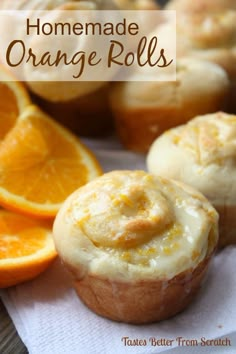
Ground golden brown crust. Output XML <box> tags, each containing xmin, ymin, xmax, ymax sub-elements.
<box><xmin>113</xmin><ymin>89</ymin><xmax>229</xmax><ymax>153</ymax></box>
<box><xmin>228</xmin><ymin>82</ymin><xmax>236</xmax><ymax>113</ymax></box>
<box><xmin>114</xmin><ymin>107</ymin><xmax>189</xmax><ymax>153</ymax></box>
<box><xmin>73</xmin><ymin>253</ymin><xmax>213</xmax><ymax>324</ymax></box>
<box><xmin>216</xmin><ymin>205</ymin><xmax>236</xmax><ymax>247</ymax></box>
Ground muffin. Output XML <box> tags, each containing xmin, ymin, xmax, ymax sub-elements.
<box><xmin>147</xmin><ymin>111</ymin><xmax>236</xmax><ymax>247</ymax></box>
<box><xmin>110</xmin><ymin>58</ymin><xmax>230</xmax><ymax>153</ymax></box>
<box><xmin>53</xmin><ymin>170</ymin><xmax>218</xmax><ymax>324</ymax></box>
<box><xmin>175</xmin><ymin>10</ymin><xmax>236</xmax><ymax>77</ymax></box>
<box><xmin>168</xmin><ymin>6</ymin><xmax>236</xmax><ymax>112</ymax></box>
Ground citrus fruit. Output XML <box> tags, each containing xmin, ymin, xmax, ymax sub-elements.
<box><xmin>0</xmin><ymin>210</ymin><xmax>57</xmax><ymax>288</ymax></box>
<box><xmin>0</xmin><ymin>66</ymin><xmax>31</xmax><ymax>140</ymax></box>
<box><xmin>0</xmin><ymin>105</ymin><xmax>102</xmax><ymax>218</ymax></box>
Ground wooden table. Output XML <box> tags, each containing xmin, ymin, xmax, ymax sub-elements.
<box><xmin>0</xmin><ymin>298</ymin><xmax>28</xmax><ymax>354</ymax></box>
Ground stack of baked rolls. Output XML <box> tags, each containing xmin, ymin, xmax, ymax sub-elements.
<box><xmin>53</xmin><ymin>170</ymin><xmax>218</xmax><ymax>324</ymax></box>
<box><xmin>109</xmin><ymin>7</ymin><xmax>234</xmax><ymax>152</ymax></box>
<box><xmin>147</xmin><ymin>111</ymin><xmax>236</xmax><ymax>248</ymax></box>
<box><xmin>108</xmin><ymin>0</ymin><xmax>236</xmax><ymax>153</ymax></box>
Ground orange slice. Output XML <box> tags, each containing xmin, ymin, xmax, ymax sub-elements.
<box><xmin>0</xmin><ymin>210</ymin><xmax>57</xmax><ymax>288</ymax></box>
<box><xmin>0</xmin><ymin>105</ymin><xmax>102</xmax><ymax>218</ymax></box>
<box><xmin>0</xmin><ymin>66</ymin><xmax>31</xmax><ymax>140</ymax></box>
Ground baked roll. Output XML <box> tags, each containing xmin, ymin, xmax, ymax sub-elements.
<box><xmin>110</xmin><ymin>58</ymin><xmax>230</xmax><ymax>152</ymax></box>
<box><xmin>147</xmin><ymin>111</ymin><xmax>236</xmax><ymax>247</ymax></box>
<box><xmin>53</xmin><ymin>170</ymin><xmax>218</xmax><ymax>324</ymax></box>
<box><xmin>166</xmin><ymin>5</ymin><xmax>236</xmax><ymax>112</ymax></box>
<box><xmin>175</xmin><ymin>11</ymin><xmax>236</xmax><ymax>77</ymax></box>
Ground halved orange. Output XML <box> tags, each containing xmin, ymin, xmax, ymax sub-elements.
<box><xmin>0</xmin><ymin>66</ymin><xmax>31</xmax><ymax>140</ymax></box>
<box><xmin>0</xmin><ymin>105</ymin><xmax>102</xmax><ymax>218</ymax></box>
<box><xmin>0</xmin><ymin>210</ymin><xmax>57</xmax><ymax>288</ymax></box>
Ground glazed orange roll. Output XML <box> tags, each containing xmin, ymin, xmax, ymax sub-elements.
<box><xmin>53</xmin><ymin>170</ymin><xmax>218</xmax><ymax>323</ymax></box>
<box><xmin>148</xmin><ymin>112</ymin><xmax>236</xmax><ymax>247</ymax></box>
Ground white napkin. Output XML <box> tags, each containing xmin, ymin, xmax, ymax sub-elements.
<box><xmin>1</xmin><ymin>247</ymin><xmax>236</xmax><ymax>354</ymax></box>
<box><xmin>1</xmin><ymin>143</ymin><xmax>236</xmax><ymax>354</ymax></box>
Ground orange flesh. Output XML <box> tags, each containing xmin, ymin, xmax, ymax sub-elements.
<box><xmin>0</xmin><ymin>82</ymin><xmax>19</xmax><ymax>139</ymax></box>
<box><xmin>0</xmin><ymin>114</ymin><xmax>89</xmax><ymax>204</ymax></box>
<box><xmin>0</xmin><ymin>213</ymin><xmax>48</xmax><ymax>259</ymax></box>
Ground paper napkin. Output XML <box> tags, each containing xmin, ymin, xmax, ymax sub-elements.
<box><xmin>1</xmin><ymin>143</ymin><xmax>236</xmax><ymax>354</ymax></box>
